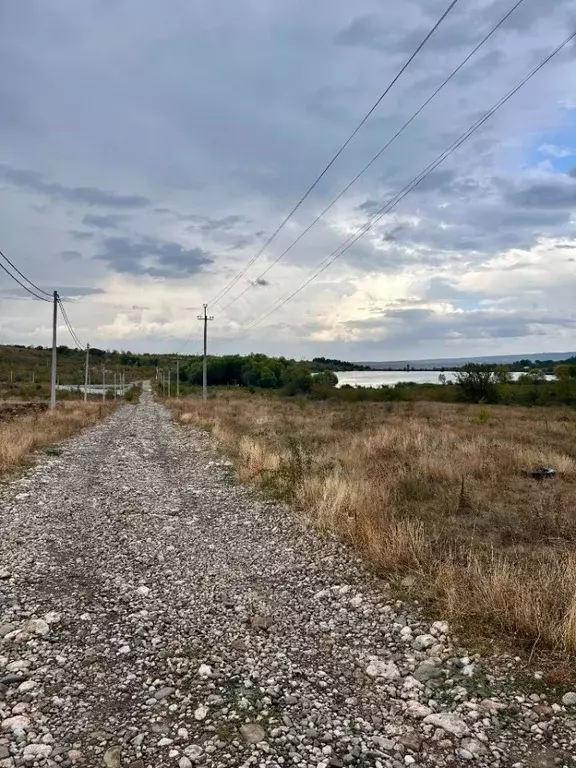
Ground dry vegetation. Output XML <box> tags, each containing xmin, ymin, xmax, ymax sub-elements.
<box><xmin>0</xmin><ymin>400</ymin><xmax>117</xmax><ymax>474</ymax></box>
<box><xmin>170</xmin><ymin>394</ymin><xmax>576</xmax><ymax>662</ymax></box>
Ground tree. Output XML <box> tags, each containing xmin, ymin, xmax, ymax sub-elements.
<box><xmin>455</xmin><ymin>365</ymin><xmax>499</xmax><ymax>403</ymax></box>
<box><xmin>438</xmin><ymin>373</ymin><xmax>447</xmax><ymax>386</ymax></box>
<box><xmin>313</xmin><ymin>370</ymin><xmax>338</xmax><ymax>387</ymax></box>
<box><xmin>555</xmin><ymin>364</ymin><xmax>571</xmax><ymax>380</ymax></box>
<box><xmin>494</xmin><ymin>364</ymin><xmax>511</xmax><ymax>384</ymax></box>
<box><xmin>281</xmin><ymin>365</ymin><xmax>313</xmax><ymax>395</ymax></box>
<box><xmin>258</xmin><ymin>366</ymin><xmax>278</xmax><ymax>389</ymax></box>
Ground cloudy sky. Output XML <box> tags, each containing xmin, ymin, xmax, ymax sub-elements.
<box><xmin>1</xmin><ymin>0</ymin><xmax>576</xmax><ymax>362</ymax></box>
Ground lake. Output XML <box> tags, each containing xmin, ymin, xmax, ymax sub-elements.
<box><xmin>335</xmin><ymin>371</ymin><xmax>457</xmax><ymax>387</ymax></box>
<box><xmin>334</xmin><ymin>370</ymin><xmax>553</xmax><ymax>387</ymax></box>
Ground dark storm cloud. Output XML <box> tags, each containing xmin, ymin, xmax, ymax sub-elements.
<box><xmin>0</xmin><ymin>164</ymin><xmax>150</xmax><ymax>208</ymax></box>
<box><xmin>83</xmin><ymin>213</ymin><xmax>126</xmax><ymax>230</ymax></box>
<box><xmin>59</xmin><ymin>286</ymin><xmax>105</xmax><ymax>297</ymax></box>
<box><xmin>407</xmin><ymin>169</ymin><xmax>455</xmax><ymax>194</ymax></box>
<box><xmin>344</xmin><ymin>306</ymin><xmax>576</xmax><ymax>342</ymax></box>
<box><xmin>251</xmin><ymin>277</ymin><xmax>270</xmax><ymax>287</ymax></box>
<box><xmin>505</xmin><ymin>178</ymin><xmax>576</xmax><ymax>208</ymax></box>
<box><xmin>94</xmin><ymin>236</ymin><xmax>213</xmax><ymax>278</ymax></box>
<box><xmin>69</xmin><ymin>231</ymin><xmax>94</xmax><ymax>241</ymax></box>
<box><xmin>186</xmin><ymin>214</ymin><xmax>250</xmax><ymax>235</ymax></box>
<box><xmin>356</xmin><ymin>199</ymin><xmax>380</xmax><ymax>214</ymax></box>
<box><xmin>335</xmin><ymin>4</ymin><xmax>477</xmax><ymax>54</ymax></box>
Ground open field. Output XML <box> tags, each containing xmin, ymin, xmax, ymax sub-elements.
<box><xmin>0</xmin><ymin>400</ymin><xmax>118</xmax><ymax>474</ymax></box>
<box><xmin>171</xmin><ymin>394</ymin><xmax>576</xmax><ymax>665</ymax></box>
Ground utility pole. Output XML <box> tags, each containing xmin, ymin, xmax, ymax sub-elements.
<box><xmin>113</xmin><ymin>371</ymin><xmax>117</xmax><ymax>399</ymax></box>
<box><xmin>102</xmin><ymin>365</ymin><xmax>106</xmax><ymax>402</ymax></box>
<box><xmin>176</xmin><ymin>359</ymin><xmax>180</xmax><ymax>398</ymax></box>
<box><xmin>50</xmin><ymin>290</ymin><xmax>58</xmax><ymax>410</ymax></box>
<box><xmin>84</xmin><ymin>344</ymin><xmax>90</xmax><ymax>402</ymax></box>
<box><xmin>198</xmin><ymin>304</ymin><xmax>214</xmax><ymax>400</ymax></box>
<box><xmin>167</xmin><ymin>368</ymin><xmax>171</xmax><ymax>398</ymax></box>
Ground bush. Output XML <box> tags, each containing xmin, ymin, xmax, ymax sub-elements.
<box><xmin>456</xmin><ymin>365</ymin><xmax>500</xmax><ymax>403</ymax></box>
<box><xmin>313</xmin><ymin>369</ymin><xmax>338</xmax><ymax>387</ymax></box>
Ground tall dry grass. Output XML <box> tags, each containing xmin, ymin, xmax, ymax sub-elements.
<box><xmin>0</xmin><ymin>401</ymin><xmax>116</xmax><ymax>473</ymax></box>
<box><xmin>170</xmin><ymin>395</ymin><xmax>576</xmax><ymax>658</ymax></box>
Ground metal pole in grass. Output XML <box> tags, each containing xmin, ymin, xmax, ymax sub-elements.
<box><xmin>198</xmin><ymin>304</ymin><xmax>214</xmax><ymax>400</ymax></box>
<box><xmin>84</xmin><ymin>343</ymin><xmax>90</xmax><ymax>402</ymax></box>
<box><xmin>50</xmin><ymin>290</ymin><xmax>58</xmax><ymax>410</ymax></box>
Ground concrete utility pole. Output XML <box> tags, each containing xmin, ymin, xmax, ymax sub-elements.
<box><xmin>176</xmin><ymin>359</ymin><xmax>180</xmax><ymax>398</ymax></box>
<box><xmin>198</xmin><ymin>304</ymin><xmax>214</xmax><ymax>400</ymax></box>
<box><xmin>50</xmin><ymin>290</ymin><xmax>58</xmax><ymax>410</ymax></box>
<box><xmin>84</xmin><ymin>344</ymin><xmax>90</xmax><ymax>402</ymax></box>
<box><xmin>102</xmin><ymin>365</ymin><xmax>106</xmax><ymax>402</ymax></box>
<box><xmin>113</xmin><ymin>372</ymin><xmax>117</xmax><ymax>399</ymax></box>
<box><xmin>167</xmin><ymin>368</ymin><xmax>171</xmax><ymax>398</ymax></box>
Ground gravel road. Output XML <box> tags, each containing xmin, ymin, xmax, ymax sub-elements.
<box><xmin>1</xmin><ymin>385</ymin><xmax>576</xmax><ymax>768</ymax></box>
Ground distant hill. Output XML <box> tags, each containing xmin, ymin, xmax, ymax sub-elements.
<box><xmin>360</xmin><ymin>352</ymin><xmax>576</xmax><ymax>370</ymax></box>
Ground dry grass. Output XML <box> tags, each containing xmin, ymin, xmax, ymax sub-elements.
<box><xmin>170</xmin><ymin>395</ymin><xmax>576</xmax><ymax>661</ymax></box>
<box><xmin>0</xmin><ymin>400</ymin><xmax>117</xmax><ymax>473</ymax></box>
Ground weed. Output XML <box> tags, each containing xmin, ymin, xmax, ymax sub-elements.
<box><xmin>43</xmin><ymin>445</ymin><xmax>63</xmax><ymax>457</ymax></box>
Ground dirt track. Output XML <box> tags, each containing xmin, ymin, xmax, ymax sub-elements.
<box><xmin>1</xmin><ymin>384</ymin><xmax>575</xmax><ymax>768</ymax></box>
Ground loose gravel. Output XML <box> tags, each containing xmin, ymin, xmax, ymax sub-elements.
<box><xmin>1</xmin><ymin>384</ymin><xmax>576</xmax><ymax>768</ymax></box>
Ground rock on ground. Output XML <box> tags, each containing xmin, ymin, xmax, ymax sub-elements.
<box><xmin>1</xmin><ymin>384</ymin><xmax>575</xmax><ymax>767</ymax></box>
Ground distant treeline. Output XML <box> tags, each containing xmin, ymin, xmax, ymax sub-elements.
<box><xmin>0</xmin><ymin>346</ymin><xmax>367</xmax><ymax>395</ymax></box>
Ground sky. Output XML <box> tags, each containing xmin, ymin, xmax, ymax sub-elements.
<box><xmin>1</xmin><ymin>0</ymin><xmax>576</xmax><ymax>362</ymax></box>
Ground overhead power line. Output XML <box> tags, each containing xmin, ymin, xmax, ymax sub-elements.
<box><xmin>208</xmin><ymin>0</ymin><xmax>462</xmax><ymax>307</ymax></box>
<box><xmin>0</xmin><ymin>248</ymin><xmax>52</xmax><ymax>298</ymax></box>
<box><xmin>0</xmin><ymin>257</ymin><xmax>51</xmax><ymax>302</ymax></box>
<box><xmin>57</xmin><ymin>297</ymin><xmax>85</xmax><ymax>348</ymax></box>
<box><xmin>223</xmin><ymin>0</ymin><xmax>526</xmax><ymax>311</ymax></box>
<box><xmin>244</xmin><ymin>28</ymin><xmax>576</xmax><ymax>330</ymax></box>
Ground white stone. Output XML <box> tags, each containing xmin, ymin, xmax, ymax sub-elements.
<box><xmin>198</xmin><ymin>664</ymin><xmax>212</xmax><ymax>678</ymax></box>
<box><xmin>399</xmin><ymin>626</ymin><xmax>413</xmax><ymax>638</ymax></box>
<box><xmin>461</xmin><ymin>738</ymin><xmax>486</xmax><ymax>757</ymax></box>
<box><xmin>183</xmin><ymin>745</ymin><xmax>204</xmax><ymax>761</ymax></box>
<box><xmin>17</xmin><ymin>680</ymin><xmax>36</xmax><ymax>692</ymax></box>
<box><xmin>179</xmin><ymin>758</ymin><xmax>193</xmax><ymax>768</ymax></box>
<box><xmin>103</xmin><ymin>746</ymin><xmax>122</xmax><ymax>768</ymax></box>
<box><xmin>431</xmin><ymin>620</ymin><xmax>449</xmax><ymax>635</ymax></box>
<box><xmin>6</xmin><ymin>660</ymin><xmax>30</xmax><ymax>672</ymax></box>
<box><xmin>24</xmin><ymin>618</ymin><xmax>50</xmax><ymax>636</ymax></box>
<box><xmin>178</xmin><ymin>728</ymin><xmax>189</xmax><ymax>739</ymax></box>
<box><xmin>240</xmin><ymin>723</ymin><xmax>266</xmax><ymax>744</ymax></box>
<box><xmin>23</xmin><ymin>744</ymin><xmax>52</xmax><ymax>759</ymax></box>
<box><xmin>349</xmin><ymin>595</ymin><xmax>363</xmax><ymax>608</ymax></box>
<box><xmin>423</xmin><ymin>713</ymin><xmax>469</xmax><ymax>738</ymax></box>
<box><xmin>461</xmin><ymin>664</ymin><xmax>476</xmax><ymax>678</ymax></box>
<box><xmin>136</xmin><ymin>586</ymin><xmax>150</xmax><ymax>597</ymax></box>
<box><xmin>1</xmin><ymin>715</ymin><xmax>30</xmax><ymax>731</ymax></box>
<box><xmin>562</xmin><ymin>691</ymin><xmax>576</xmax><ymax>706</ymax></box>
<box><xmin>366</xmin><ymin>659</ymin><xmax>401</xmax><ymax>680</ymax></box>
<box><xmin>194</xmin><ymin>704</ymin><xmax>208</xmax><ymax>721</ymax></box>
<box><xmin>44</xmin><ymin>611</ymin><xmax>61</xmax><ymax>624</ymax></box>
<box><xmin>404</xmin><ymin>757</ymin><xmax>416</xmax><ymax>766</ymax></box>
<box><xmin>406</xmin><ymin>701</ymin><xmax>433</xmax><ymax>719</ymax></box>
<box><xmin>457</xmin><ymin>749</ymin><xmax>474</xmax><ymax>761</ymax></box>
<box><xmin>118</xmin><ymin>645</ymin><xmax>130</xmax><ymax>654</ymax></box>
<box><xmin>157</xmin><ymin>737</ymin><xmax>173</xmax><ymax>747</ymax></box>
<box><xmin>413</xmin><ymin>634</ymin><xmax>436</xmax><ymax>651</ymax></box>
